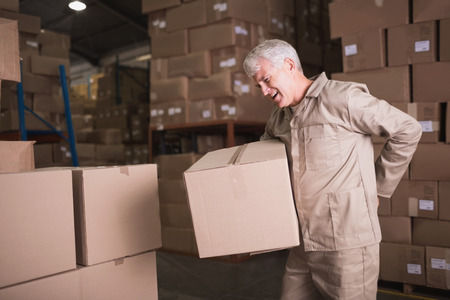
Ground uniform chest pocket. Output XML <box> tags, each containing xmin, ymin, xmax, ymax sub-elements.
<box><xmin>303</xmin><ymin>125</ymin><xmax>342</xmax><ymax>170</ymax></box>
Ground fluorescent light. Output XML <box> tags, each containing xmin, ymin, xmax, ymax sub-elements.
<box><xmin>68</xmin><ymin>1</ymin><xmax>86</xmax><ymax>11</ymax></box>
<box><xmin>135</xmin><ymin>54</ymin><xmax>152</xmax><ymax>62</ymax></box>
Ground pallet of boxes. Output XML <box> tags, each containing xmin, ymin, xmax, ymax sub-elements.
<box><xmin>77</xmin><ymin>64</ymin><xmax>150</xmax><ymax>166</ymax></box>
<box><xmin>330</xmin><ymin>0</ymin><xmax>450</xmax><ymax>291</ymax></box>
<box><xmin>143</xmin><ymin>0</ymin><xmax>297</xmax><ymax>256</ymax></box>
<box><xmin>0</xmin><ymin>3</ymin><xmax>76</xmax><ymax>167</ymax></box>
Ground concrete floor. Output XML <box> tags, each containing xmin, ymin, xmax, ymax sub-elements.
<box><xmin>157</xmin><ymin>250</ymin><xmax>450</xmax><ymax>300</ymax></box>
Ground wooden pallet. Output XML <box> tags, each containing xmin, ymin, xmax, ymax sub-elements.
<box><xmin>378</xmin><ymin>280</ymin><xmax>450</xmax><ymax>299</ymax></box>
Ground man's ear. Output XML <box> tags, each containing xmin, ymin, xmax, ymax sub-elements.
<box><xmin>284</xmin><ymin>58</ymin><xmax>295</xmax><ymax>72</ymax></box>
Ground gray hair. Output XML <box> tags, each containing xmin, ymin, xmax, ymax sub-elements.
<box><xmin>243</xmin><ymin>39</ymin><xmax>302</xmax><ymax>77</ymax></box>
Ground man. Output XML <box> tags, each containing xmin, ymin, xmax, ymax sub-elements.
<box><xmin>243</xmin><ymin>39</ymin><xmax>422</xmax><ymax>299</ymax></box>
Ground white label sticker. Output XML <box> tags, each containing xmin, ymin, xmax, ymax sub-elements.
<box><xmin>415</xmin><ymin>40</ymin><xmax>430</xmax><ymax>52</ymax></box>
<box><xmin>407</xmin><ymin>264</ymin><xmax>422</xmax><ymax>275</ymax></box>
<box><xmin>221</xmin><ymin>104</ymin><xmax>230</xmax><ymax>111</ymax></box>
<box><xmin>202</xmin><ymin>110</ymin><xmax>211</xmax><ymax>118</ymax></box>
<box><xmin>447</xmin><ymin>263</ymin><xmax>450</xmax><ymax>270</ymax></box>
<box><xmin>219</xmin><ymin>57</ymin><xmax>237</xmax><ymax>68</ymax></box>
<box><xmin>344</xmin><ymin>44</ymin><xmax>358</xmax><ymax>56</ymax></box>
<box><xmin>26</xmin><ymin>40</ymin><xmax>39</xmax><ymax>48</ymax></box>
<box><xmin>150</xmin><ymin>92</ymin><xmax>157</xmax><ymax>100</ymax></box>
<box><xmin>278</xmin><ymin>22</ymin><xmax>284</xmax><ymax>30</ymax></box>
<box><xmin>228</xmin><ymin>106</ymin><xmax>236</xmax><ymax>115</ymax></box>
<box><xmin>241</xmin><ymin>84</ymin><xmax>250</xmax><ymax>93</ymax></box>
<box><xmin>271</xmin><ymin>18</ymin><xmax>278</xmax><ymax>24</ymax></box>
<box><xmin>419</xmin><ymin>199</ymin><xmax>434</xmax><ymax>211</ymax></box>
<box><xmin>235</xmin><ymin>26</ymin><xmax>248</xmax><ymax>36</ymax></box>
<box><xmin>213</xmin><ymin>2</ymin><xmax>227</xmax><ymax>12</ymax></box>
<box><xmin>174</xmin><ymin>107</ymin><xmax>182</xmax><ymax>114</ymax></box>
<box><xmin>158</xmin><ymin>109</ymin><xmax>164</xmax><ymax>116</ymax></box>
<box><xmin>159</xmin><ymin>20</ymin><xmax>167</xmax><ymax>28</ymax></box>
<box><xmin>419</xmin><ymin>120</ymin><xmax>433</xmax><ymax>132</ymax></box>
<box><xmin>151</xmin><ymin>109</ymin><xmax>157</xmax><ymax>117</ymax></box>
<box><xmin>431</xmin><ymin>258</ymin><xmax>446</xmax><ymax>269</ymax></box>
<box><xmin>152</xmin><ymin>20</ymin><xmax>160</xmax><ymax>27</ymax></box>
<box><xmin>168</xmin><ymin>108</ymin><xmax>175</xmax><ymax>115</ymax></box>
<box><xmin>234</xmin><ymin>80</ymin><xmax>242</xmax><ymax>86</ymax></box>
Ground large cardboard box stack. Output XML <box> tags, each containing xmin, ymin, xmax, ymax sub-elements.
<box><xmin>144</xmin><ymin>0</ymin><xmax>290</xmax><ymax>128</ymax></box>
<box><xmin>330</xmin><ymin>0</ymin><xmax>450</xmax><ymax>290</ymax></box>
<box><xmin>155</xmin><ymin>152</ymin><xmax>202</xmax><ymax>255</ymax></box>
<box><xmin>0</xmin><ymin>159</ymin><xmax>160</xmax><ymax>298</ymax></box>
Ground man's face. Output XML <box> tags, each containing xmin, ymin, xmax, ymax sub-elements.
<box><xmin>252</xmin><ymin>57</ymin><xmax>295</xmax><ymax>108</ymax></box>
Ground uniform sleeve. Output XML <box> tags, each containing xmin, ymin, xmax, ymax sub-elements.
<box><xmin>347</xmin><ymin>86</ymin><xmax>422</xmax><ymax>198</ymax></box>
<box><xmin>260</xmin><ymin>123</ymin><xmax>273</xmax><ymax>141</ymax></box>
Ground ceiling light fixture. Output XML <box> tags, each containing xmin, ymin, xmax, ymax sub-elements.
<box><xmin>68</xmin><ymin>1</ymin><xmax>86</xmax><ymax>11</ymax></box>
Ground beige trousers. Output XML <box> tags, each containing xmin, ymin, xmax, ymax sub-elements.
<box><xmin>280</xmin><ymin>243</ymin><xmax>379</xmax><ymax>300</ymax></box>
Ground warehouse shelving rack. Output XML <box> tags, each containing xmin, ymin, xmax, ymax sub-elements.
<box><xmin>9</xmin><ymin>63</ymin><xmax>79</xmax><ymax>166</ymax></box>
<box><xmin>148</xmin><ymin>120</ymin><xmax>266</xmax><ymax>162</ymax></box>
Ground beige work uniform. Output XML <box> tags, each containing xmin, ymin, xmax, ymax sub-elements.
<box><xmin>261</xmin><ymin>73</ymin><xmax>422</xmax><ymax>299</ymax></box>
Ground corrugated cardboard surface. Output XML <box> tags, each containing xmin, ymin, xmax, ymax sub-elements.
<box><xmin>151</xmin><ymin>30</ymin><xmax>188</xmax><ymax>58</ymax></box>
<box><xmin>0</xmin><ymin>10</ymin><xmax>40</xmax><ymax>34</ymax></box>
<box><xmin>388</xmin><ymin>21</ymin><xmax>436</xmax><ymax>66</ymax></box>
<box><xmin>149</xmin><ymin>100</ymin><xmax>187</xmax><ymax>125</ymax></box>
<box><xmin>379</xmin><ymin>216</ymin><xmax>412</xmax><ymax>244</ymax></box>
<box><xmin>329</xmin><ymin>0</ymin><xmax>409</xmax><ymax>38</ymax></box>
<box><xmin>413</xmin><ymin>62</ymin><xmax>450</xmax><ymax>102</ymax></box>
<box><xmin>166</xmin><ymin>0</ymin><xmax>207</xmax><ymax>32</ymax></box>
<box><xmin>425</xmin><ymin>246</ymin><xmax>450</xmax><ymax>289</ymax></box>
<box><xmin>391</xmin><ymin>180</ymin><xmax>438</xmax><ymax>219</ymax></box>
<box><xmin>341</xmin><ymin>28</ymin><xmax>385</xmax><ymax>72</ymax></box>
<box><xmin>151</xmin><ymin>76</ymin><xmax>188</xmax><ymax>102</ymax></box>
<box><xmin>410</xmin><ymin>143</ymin><xmax>450</xmax><ymax>180</ymax></box>
<box><xmin>30</xmin><ymin>55</ymin><xmax>70</xmax><ymax>77</ymax></box>
<box><xmin>0</xmin><ymin>169</ymin><xmax>76</xmax><ymax>288</ymax></box>
<box><xmin>439</xmin><ymin>181</ymin><xmax>450</xmax><ymax>221</ymax></box>
<box><xmin>184</xmin><ymin>140</ymin><xmax>299</xmax><ymax>258</ymax></box>
<box><xmin>0</xmin><ymin>141</ymin><xmax>35</xmax><ymax>172</ymax></box>
<box><xmin>188</xmin><ymin>98</ymin><xmax>215</xmax><ymax>123</ymax></box>
<box><xmin>147</xmin><ymin>10</ymin><xmax>167</xmax><ymax>36</ymax></box>
<box><xmin>213</xmin><ymin>95</ymin><xmax>274</xmax><ymax>122</ymax></box>
<box><xmin>380</xmin><ymin>242</ymin><xmax>426</xmax><ymax>285</ymax></box>
<box><xmin>0</xmin><ymin>18</ymin><xmax>20</xmax><ymax>82</ymax></box>
<box><xmin>72</xmin><ymin>165</ymin><xmax>161</xmax><ymax>266</ymax></box>
<box><xmin>162</xmin><ymin>226</ymin><xmax>198</xmax><ymax>254</ymax></box>
<box><xmin>142</xmin><ymin>0</ymin><xmax>181</xmax><ymax>13</ymax></box>
<box><xmin>441</xmin><ymin>18</ymin><xmax>450</xmax><ymax>61</ymax></box>
<box><xmin>189</xmin><ymin>19</ymin><xmax>251</xmax><ymax>52</ymax></box>
<box><xmin>158</xmin><ymin>178</ymin><xmax>189</xmax><ymax>204</ymax></box>
<box><xmin>205</xmin><ymin>0</ymin><xmax>267</xmax><ymax>25</ymax></box>
<box><xmin>189</xmin><ymin>71</ymin><xmax>233</xmax><ymax>100</ymax></box>
<box><xmin>0</xmin><ymin>252</ymin><xmax>158</xmax><ymax>300</ymax></box>
<box><xmin>155</xmin><ymin>152</ymin><xmax>202</xmax><ymax>180</ymax></box>
<box><xmin>413</xmin><ymin>218</ymin><xmax>450</xmax><ymax>248</ymax></box>
<box><xmin>21</xmin><ymin>71</ymin><xmax>57</xmax><ymax>93</ymax></box>
<box><xmin>168</xmin><ymin>51</ymin><xmax>211</xmax><ymax>78</ymax></box>
<box><xmin>331</xmin><ymin>66</ymin><xmax>410</xmax><ymax>102</ymax></box>
<box><xmin>151</xmin><ymin>58</ymin><xmax>168</xmax><ymax>80</ymax></box>
<box><xmin>413</xmin><ymin>0</ymin><xmax>450</xmax><ymax>22</ymax></box>
<box><xmin>211</xmin><ymin>46</ymin><xmax>248</xmax><ymax>74</ymax></box>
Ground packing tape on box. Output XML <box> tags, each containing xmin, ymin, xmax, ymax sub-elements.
<box><xmin>408</xmin><ymin>197</ymin><xmax>419</xmax><ymax>216</ymax></box>
<box><xmin>419</xmin><ymin>121</ymin><xmax>439</xmax><ymax>133</ymax></box>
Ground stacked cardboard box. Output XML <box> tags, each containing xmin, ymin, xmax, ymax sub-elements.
<box><xmin>0</xmin><ymin>144</ymin><xmax>161</xmax><ymax>298</ymax></box>
<box><xmin>70</xmin><ymin>64</ymin><xmax>150</xmax><ymax>166</ymax></box>
<box><xmin>330</xmin><ymin>0</ymin><xmax>450</xmax><ymax>290</ymax></box>
<box><xmin>156</xmin><ymin>152</ymin><xmax>201</xmax><ymax>255</ymax></box>
<box><xmin>144</xmin><ymin>0</ymin><xmax>293</xmax><ymax>128</ymax></box>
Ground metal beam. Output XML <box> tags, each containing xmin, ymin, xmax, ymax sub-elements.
<box><xmin>91</xmin><ymin>0</ymin><xmax>147</xmax><ymax>34</ymax></box>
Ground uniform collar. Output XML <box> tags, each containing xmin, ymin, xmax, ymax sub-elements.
<box><xmin>305</xmin><ymin>72</ymin><xmax>328</xmax><ymax>98</ymax></box>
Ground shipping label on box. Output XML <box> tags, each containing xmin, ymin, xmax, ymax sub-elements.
<box><xmin>426</xmin><ymin>246</ymin><xmax>450</xmax><ymax>289</ymax></box>
<box><xmin>184</xmin><ymin>139</ymin><xmax>299</xmax><ymax>258</ymax></box>
<box><xmin>205</xmin><ymin>0</ymin><xmax>267</xmax><ymax>25</ymax></box>
<box><xmin>391</xmin><ymin>180</ymin><xmax>438</xmax><ymax>219</ymax></box>
<box><xmin>147</xmin><ymin>10</ymin><xmax>167</xmax><ymax>36</ymax></box>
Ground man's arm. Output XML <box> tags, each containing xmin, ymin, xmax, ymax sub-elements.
<box><xmin>347</xmin><ymin>86</ymin><xmax>422</xmax><ymax>198</ymax></box>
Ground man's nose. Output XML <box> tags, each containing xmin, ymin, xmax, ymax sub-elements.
<box><xmin>261</xmin><ymin>85</ymin><xmax>270</xmax><ymax>96</ymax></box>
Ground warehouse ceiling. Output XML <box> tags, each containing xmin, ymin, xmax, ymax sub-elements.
<box><xmin>20</xmin><ymin>0</ymin><xmax>149</xmax><ymax>66</ymax></box>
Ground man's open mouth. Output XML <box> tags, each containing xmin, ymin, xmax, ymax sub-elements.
<box><xmin>272</xmin><ymin>91</ymin><xmax>278</xmax><ymax>99</ymax></box>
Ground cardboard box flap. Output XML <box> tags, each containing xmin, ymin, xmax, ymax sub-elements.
<box><xmin>237</xmin><ymin>140</ymin><xmax>287</xmax><ymax>165</ymax></box>
<box><xmin>185</xmin><ymin>146</ymin><xmax>238</xmax><ymax>172</ymax></box>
